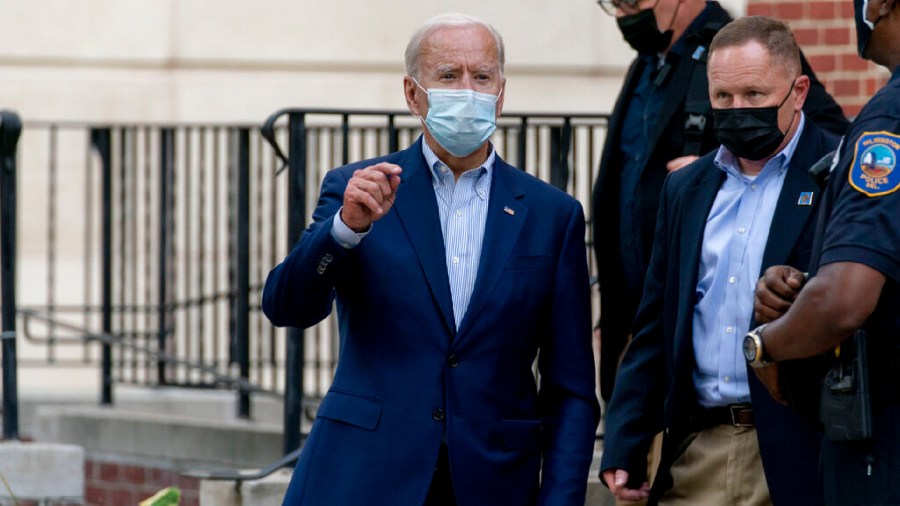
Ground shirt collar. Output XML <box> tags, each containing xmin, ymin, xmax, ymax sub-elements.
<box><xmin>714</xmin><ymin>112</ymin><xmax>806</xmax><ymax>181</ymax></box>
<box><xmin>421</xmin><ymin>138</ymin><xmax>495</xmax><ymax>198</ymax></box>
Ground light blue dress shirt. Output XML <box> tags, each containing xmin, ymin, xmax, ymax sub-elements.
<box><xmin>692</xmin><ymin>114</ymin><xmax>806</xmax><ymax>408</ymax></box>
<box><xmin>332</xmin><ymin>139</ymin><xmax>495</xmax><ymax>330</ymax></box>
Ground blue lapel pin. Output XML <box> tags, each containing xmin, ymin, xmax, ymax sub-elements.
<box><xmin>798</xmin><ymin>192</ymin><xmax>814</xmax><ymax>206</ymax></box>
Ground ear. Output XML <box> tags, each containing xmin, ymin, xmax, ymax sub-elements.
<box><xmin>879</xmin><ymin>0</ymin><xmax>896</xmax><ymax>16</ymax></box>
<box><xmin>404</xmin><ymin>76</ymin><xmax>425</xmax><ymax>117</ymax></box>
<box><xmin>495</xmin><ymin>77</ymin><xmax>507</xmax><ymax>118</ymax></box>
<box><xmin>792</xmin><ymin>75</ymin><xmax>810</xmax><ymax>112</ymax></box>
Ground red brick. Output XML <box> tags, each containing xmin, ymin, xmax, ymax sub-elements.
<box><xmin>840</xmin><ymin>1</ymin><xmax>857</xmax><ymax>17</ymax></box>
<box><xmin>98</xmin><ymin>463</ymin><xmax>118</xmax><ymax>482</ymax></box>
<box><xmin>85</xmin><ymin>485</ymin><xmax>108</xmax><ymax>505</ymax></box>
<box><xmin>177</xmin><ymin>475</ymin><xmax>200</xmax><ymax>490</ymax></box>
<box><xmin>808</xmin><ymin>54</ymin><xmax>837</xmax><ymax>73</ymax></box>
<box><xmin>747</xmin><ymin>3</ymin><xmax>774</xmax><ymax>16</ymax></box>
<box><xmin>84</xmin><ymin>460</ymin><xmax>96</xmax><ymax>480</ymax></box>
<box><xmin>824</xmin><ymin>27</ymin><xmax>851</xmax><ymax>45</ymax></box>
<box><xmin>808</xmin><ymin>1</ymin><xmax>837</xmax><ymax>19</ymax></box>
<box><xmin>112</xmin><ymin>490</ymin><xmax>136</xmax><ymax>506</ymax></box>
<box><xmin>867</xmin><ymin>76</ymin><xmax>889</xmax><ymax>94</ymax></box>
<box><xmin>834</xmin><ymin>78</ymin><xmax>861</xmax><ymax>96</ymax></box>
<box><xmin>840</xmin><ymin>53</ymin><xmax>870</xmax><ymax>71</ymax></box>
<box><xmin>150</xmin><ymin>467</ymin><xmax>171</xmax><ymax>484</ymax></box>
<box><xmin>122</xmin><ymin>464</ymin><xmax>146</xmax><ymax>485</ymax></box>
<box><xmin>776</xmin><ymin>1</ymin><xmax>804</xmax><ymax>19</ymax></box>
<box><xmin>793</xmin><ymin>27</ymin><xmax>819</xmax><ymax>46</ymax></box>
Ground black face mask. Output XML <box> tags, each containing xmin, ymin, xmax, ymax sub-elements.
<box><xmin>617</xmin><ymin>9</ymin><xmax>673</xmax><ymax>55</ymax></box>
<box><xmin>854</xmin><ymin>0</ymin><xmax>883</xmax><ymax>58</ymax></box>
<box><xmin>713</xmin><ymin>82</ymin><xmax>795</xmax><ymax>161</ymax></box>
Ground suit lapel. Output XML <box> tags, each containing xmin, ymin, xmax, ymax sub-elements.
<box><xmin>456</xmin><ymin>159</ymin><xmax>526</xmax><ymax>338</ymax></box>
<box><xmin>392</xmin><ymin>140</ymin><xmax>456</xmax><ymax>335</ymax></box>
<box><xmin>673</xmin><ymin>167</ymin><xmax>724</xmax><ymax>367</ymax></box>
<box><xmin>759</xmin><ymin>124</ymin><xmax>823</xmax><ymax>273</ymax></box>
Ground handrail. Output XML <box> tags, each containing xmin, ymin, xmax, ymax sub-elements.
<box><xmin>181</xmin><ymin>445</ymin><xmax>303</xmax><ymax>482</ymax></box>
<box><xmin>18</xmin><ymin>308</ymin><xmax>282</xmax><ymax>398</ymax></box>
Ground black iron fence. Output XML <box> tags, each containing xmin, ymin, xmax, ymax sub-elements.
<box><xmin>4</xmin><ymin>109</ymin><xmax>609</xmax><ymax>452</ymax></box>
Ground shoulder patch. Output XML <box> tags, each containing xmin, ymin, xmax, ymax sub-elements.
<box><xmin>849</xmin><ymin>131</ymin><xmax>900</xmax><ymax>197</ymax></box>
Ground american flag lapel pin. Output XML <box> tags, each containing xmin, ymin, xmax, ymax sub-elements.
<box><xmin>797</xmin><ymin>192</ymin><xmax>814</xmax><ymax>206</ymax></box>
<box><xmin>503</xmin><ymin>206</ymin><xmax>515</xmax><ymax>216</ymax></box>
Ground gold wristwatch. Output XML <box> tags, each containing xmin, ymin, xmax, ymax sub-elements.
<box><xmin>743</xmin><ymin>324</ymin><xmax>772</xmax><ymax>368</ymax></box>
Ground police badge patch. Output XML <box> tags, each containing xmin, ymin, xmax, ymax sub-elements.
<box><xmin>849</xmin><ymin>131</ymin><xmax>900</xmax><ymax>197</ymax></box>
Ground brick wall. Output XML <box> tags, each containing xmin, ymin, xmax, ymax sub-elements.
<box><xmin>84</xmin><ymin>457</ymin><xmax>199</xmax><ymax>506</ymax></box>
<box><xmin>748</xmin><ymin>0</ymin><xmax>890</xmax><ymax>117</ymax></box>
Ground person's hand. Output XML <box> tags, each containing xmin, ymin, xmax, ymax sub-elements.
<box><xmin>341</xmin><ymin>162</ymin><xmax>402</xmax><ymax>232</ymax></box>
<box><xmin>666</xmin><ymin>155</ymin><xmax>699</xmax><ymax>172</ymax></box>
<box><xmin>602</xmin><ymin>469</ymin><xmax>650</xmax><ymax>502</ymax></box>
<box><xmin>752</xmin><ymin>362</ymin><xmax>788</xmax><ymax>405</ymax></box>
<box><xmin>754</xmin><ymin>265</ymin><xmax>806</xmax><ymax>324</ymax></box>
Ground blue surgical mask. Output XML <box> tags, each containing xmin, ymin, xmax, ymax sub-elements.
<box><xmin>414</xmin><ymin>79</ymin><xmax>500</xmax><ymax>157</ymax></box>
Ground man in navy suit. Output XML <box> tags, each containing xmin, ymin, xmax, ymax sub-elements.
<box><xmin>600</xmin><ymin>17</ymin><xmax>837</xmax><ymax>505</ymax></box>
<box><xmin>262</xmin><ymin>13</ymin><xmax>600</xmax><ymax>506</ymax></box>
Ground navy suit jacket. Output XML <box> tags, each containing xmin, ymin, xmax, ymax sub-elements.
<box><xmin>263</xmin><ymin>138</ymin><xmax>600</xmax><ymax>506</ymax></box>
<box><xmin>600</xmin><ymin>122</ymin><xmax>837</xmax><ymax>505</ymax></box>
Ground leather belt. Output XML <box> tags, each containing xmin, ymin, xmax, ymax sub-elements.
<box><xmin>697</xmin><ymin>403</ymin><xmax>755</xmax><ymax>428</ymax></box>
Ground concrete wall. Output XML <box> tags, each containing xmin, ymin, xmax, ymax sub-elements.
<box><xmin>0</xmin><ymin>1</ymin><xmax>749</xmax><ymax>124</ymax></box>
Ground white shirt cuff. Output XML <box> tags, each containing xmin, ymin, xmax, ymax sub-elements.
<box><xmin>330</xmin><ymin>207</ymin><xmax>369</xmax><ymax>249</ymax></box>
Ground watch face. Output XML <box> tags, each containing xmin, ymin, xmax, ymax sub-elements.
<box><xmin>743</xmin><ymin>335</ymin><xmax>757</xmax><ymax>362</ymax></box>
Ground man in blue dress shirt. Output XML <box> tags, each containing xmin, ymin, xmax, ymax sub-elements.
<box><xmin>600</xmin><ymin>16</ymin><xmax>838</xmax><ymax>505</ymax></box>
<box><xmin>263</xmin><ymin>13</ymin><xmax>600</xmax><ymax>506</ymax></box>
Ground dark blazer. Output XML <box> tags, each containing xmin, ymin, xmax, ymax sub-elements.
<box><xmin>600</xmin><ymin>121</ymin><xmax>838</xmax><ymax>505</ymax></box>
<box><xmin>263</xmin><ymin>138</ymin><xmax>600</xmax><ymax>506</ymax></box>
<box><xmin>591</xmin><ymin>0</ymin><xmax>849</xmax><ymax>401</ymax></box>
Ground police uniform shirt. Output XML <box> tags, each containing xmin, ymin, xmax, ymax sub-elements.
<box><xmin>812</xmin><ymin>66</ymin><xmax>900</xmax><ymax>358</ymax></box>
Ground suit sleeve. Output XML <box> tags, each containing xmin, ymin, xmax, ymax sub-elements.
<box><xmin>262</xmin><ymin>168</ymin><xmax>352</xmax><ymax>328</ymax></box>
<box><xmin>599</xmin><ymin>173</ymin><xmax>674</xmax><ymax>483</ymax></box>
<box><xmin>537</xmin><ymin>201</ymin><xmax>602</xmax><ymax>506</ymax></box>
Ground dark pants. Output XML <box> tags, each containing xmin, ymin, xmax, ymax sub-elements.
<box><xmin>821</xmin><ymin>404</ymin><xmax>900</xmax><ymax>506</ymax></box>
<box><xmin>423</xmin><ymin>444</ymin><xmax>457</xmax><ymax>506</ymax></box>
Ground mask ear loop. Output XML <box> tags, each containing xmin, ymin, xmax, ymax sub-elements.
<box><xmin>409</xmin><ymin>77</ymin><xmax>430</xmax><ymax>122</ymax></box>
<box><xmin>777</xmin><ymin>79</ymin><xmax>798</xmax><ymax>136</ymax></box>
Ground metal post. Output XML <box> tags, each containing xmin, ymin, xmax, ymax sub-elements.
<box><xmin>90</xmin><ymin>128</ymin><xmax>114</xmax><ymax>405</ymax></box>
<box><xmin>517</xmin><ymin>117</ymin><xmax>528</xmax><ymax>171</ymax></box>
<box><xmin>158</xmin><ymin>128</ymin><xmax>173</xmax><ymax>385</ymax></box>
<box><xmin>1</xmin><ymin>110</ymin><xmax>23</xmax><ymax>440</ymax></box>
<box><xmin>234</xmin><ymin>128</ymin><xmax>251</xmax><ymax>419</ymax></box>
<box><xmin>549</xmin><ymin>119</ymin><xmax>573</xmax><ymax>192</ymax></box>
<box><xmin>284</xmin><ymin>112</ymin><xmax>307</xmax><ymax>456</ymax></box>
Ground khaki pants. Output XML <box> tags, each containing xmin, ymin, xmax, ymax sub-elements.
<box><xmin>658</xmin><ymin>424</ymin><xmax>771</xmax><ymax>506</ymax></box>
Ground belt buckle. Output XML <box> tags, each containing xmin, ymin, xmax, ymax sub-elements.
<box><xmin>729</xmin><ymin>404</ymin><xmax>754</xmax><ymax>427</ymax></box>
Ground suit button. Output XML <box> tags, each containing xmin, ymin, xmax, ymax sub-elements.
<box><xmin>448</xmin><ymin>355</ymin><xmax>459</xmax><ymax>368</ymax></box>
<box><xmin>432</xmin><ymin>408</ymin><xmax>445</xmax><ymax>421</ymax></box>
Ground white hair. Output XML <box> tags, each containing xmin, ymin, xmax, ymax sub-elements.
<box><xmin>404</xmin><ymin>13</ymin><xmax>505</xmax><ymax>80</ymax></box>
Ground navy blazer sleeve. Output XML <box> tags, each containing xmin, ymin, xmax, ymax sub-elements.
<box><xmin>599</xmin><ymin>171</ymin><xmax>676</xmax><ymax>482</ymax></box>
<box><xmin>262</xmin><ymin>166</ymin><xmax>354</xmax><ymax>329</ymax></box>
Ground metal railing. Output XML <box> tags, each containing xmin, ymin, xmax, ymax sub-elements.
<box><xmin>1</xmin><ymin>110</ymin><xmax>23</xmax><ymax>440</ymax></box>
<box><xmin>3</xmin><ymin>109</ymin><xmax>609</xmax><ymax>456</ymax></box>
